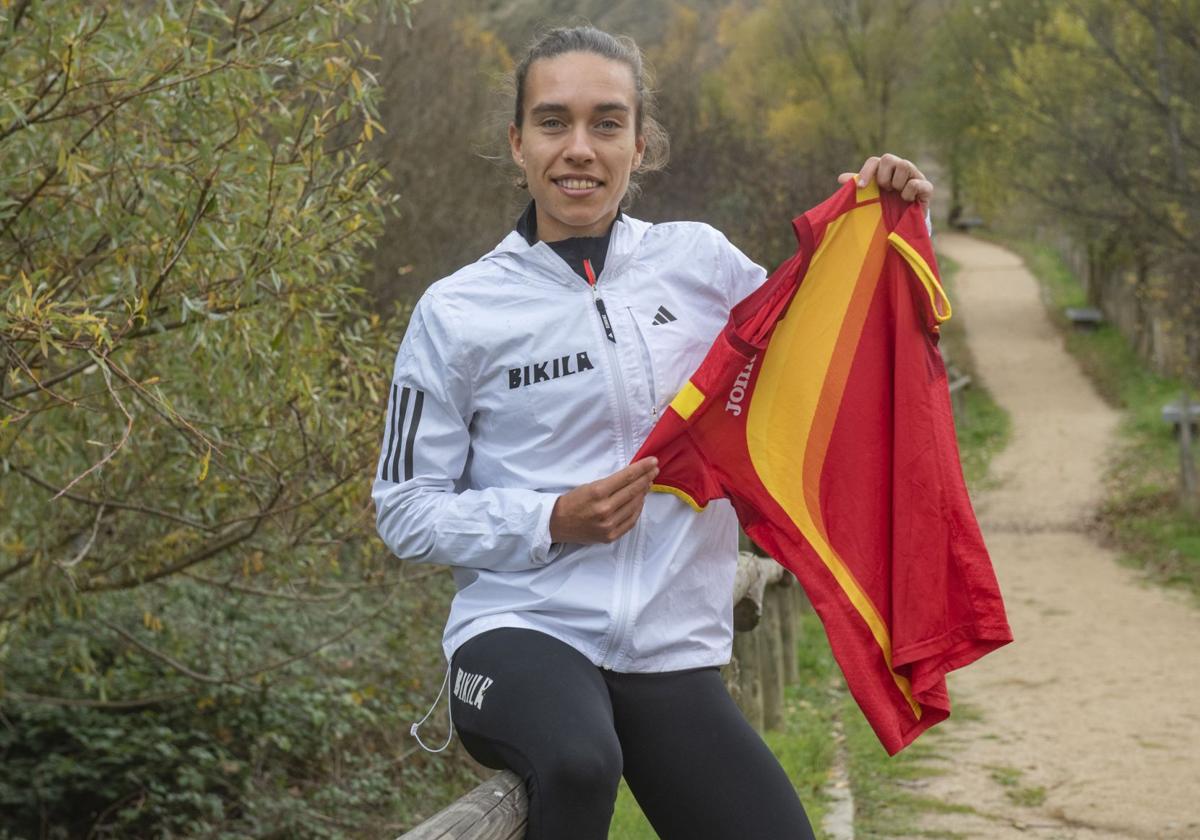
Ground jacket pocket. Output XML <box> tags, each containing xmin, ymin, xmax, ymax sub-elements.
<box><xmin>625</xmin><ymin>306</ymin><xmax>660</xmax><ymax>415</ymax></box>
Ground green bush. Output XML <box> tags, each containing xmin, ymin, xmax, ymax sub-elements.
<box><xmin>0</xmin><ymin>2</ymin><xmax>484</xmax><ymax>835</ymax></box>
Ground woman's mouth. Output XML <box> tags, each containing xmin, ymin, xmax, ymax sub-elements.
<box><xmin>554</xmin><ymin>177</ymin><xmax>603</xmax><ymax>195</ymax></box>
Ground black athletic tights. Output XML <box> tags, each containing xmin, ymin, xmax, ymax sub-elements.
<box><xmin>448</xmin><ymin>627</ymin><xmax>816</xmax><ymax>840</ymax></box>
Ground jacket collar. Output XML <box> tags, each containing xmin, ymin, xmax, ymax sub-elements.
<box><xmin>514</xmin><ymin>200</ymin><xmax>623</xmax><ymax>247</ymax></box>
<box><xmin>483</xmin><ymin>202</ymin><xmax>651</xmax><ymax>289</ymax></box>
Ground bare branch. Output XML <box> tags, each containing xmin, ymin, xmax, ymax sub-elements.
<box><xmin>9</xmin><ymin>0</ymin><xmax>32</xmax><ymax>34</ymax></box>
<box><xmin>0</xmin><ymin>354</ymin><xmax>76</xmax><ymax>409</ymax></box>
<box><xmin>52</xmin><ymin>357</ymin><xmax>134</xmax><ymax>499</ymax></box>
<box><xmin>5</xmin><ymin>461</ymin><xmax>213</xmax><ymax>531</ymax></box>
<box><xmin>100</xmin><ymin>619</ymin><xmax>233</xmax><ymax>685</ymax></box>
<box><xmin>84</xmin><ymin>524</ymin><xmax>255</xmax><ymax>593</ymax></box>
<box><xmin>58</xmin><ymin>504</ymin><xmax>106</xmax><ymax>569</ymax></box>
<box><xmin>0</xmin><ymin>556</ymin><xmax>35</xmax><ymax>585</ymax></box>
<box><xmin>145</xmin><ymin>169</ymin><xmax>217</xmax><ymax>307</ymax></box>
<box><xmin>84</xmin><ymin>482</ymin><xmax>284</xmax><ymax>593</ymax></box>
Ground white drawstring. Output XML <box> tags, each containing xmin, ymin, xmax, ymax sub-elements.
<box><xmin>410</xmin><ymin>661</ymin><xmax>454</xmax><ymax>753</ymax></box>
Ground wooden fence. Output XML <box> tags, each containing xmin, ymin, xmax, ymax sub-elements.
<box><xmin>398</xmin><ymin>552</ymin><xmax>808</xmax><ymax>840</ymax></box>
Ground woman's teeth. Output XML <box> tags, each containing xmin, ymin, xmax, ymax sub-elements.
<box><xmin>559</xmin><ymin>178</ymin><xmax>599</xmax><ymax>189</ymax></box>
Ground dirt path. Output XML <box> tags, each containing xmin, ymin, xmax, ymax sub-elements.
<box><xmin>907</xmin><ymin>234</ymin><xmax>1200</xmax><ymax>839</ymax></box>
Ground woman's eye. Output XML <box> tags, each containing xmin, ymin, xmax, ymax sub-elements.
<box><xmin>598</xmin><ymin>119</ymin><xmax>621</xmax><ymax>130</ymax></box>
<box><xmin>541</xmin><ymin>118</ymin><xmax>564</xmax><ymax>129</ymax></box>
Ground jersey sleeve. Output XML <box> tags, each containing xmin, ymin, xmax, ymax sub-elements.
<box><xmin>886</xmin><ymin>204</ymin><xmax>952</xmax><ymax>335</ymax></box>
<box><xmin>372</xmin><ymin>293</ymin><xmax>561</xmax><ymax>571</ymax></box>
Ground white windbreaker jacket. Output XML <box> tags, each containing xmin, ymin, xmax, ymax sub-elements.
<box><xmin>373</xmin><ymin>214</ymin><xmax>767</xmax><ymax>672</ymax></box>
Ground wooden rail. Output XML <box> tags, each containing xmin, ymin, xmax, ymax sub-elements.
<box><xmin>398</xmin><ymin>552</ymin><xmax>808</xmax><ymax>839</ymax></box>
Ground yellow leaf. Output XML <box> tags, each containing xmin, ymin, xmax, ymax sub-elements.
<box><xmin>351</xmin><ymin>69</ymin><xmax>363</xmax><ymax>96</ymax></box>
<box><xmin>197</xmin><ymin>446</ymin><xmax>211</xmax><ymax>484</ymax></box>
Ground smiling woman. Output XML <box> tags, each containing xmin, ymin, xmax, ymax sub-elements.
<box><xmin>374</xmin><ymin>22</ymin><xmax>932</xmax><ymax>840</ymax></box>
<box><xmin>509</xmin><ymin>51</ymin><xmax>645</xmax><ymax>241</ymax></box>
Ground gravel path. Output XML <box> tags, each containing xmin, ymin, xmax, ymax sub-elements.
<box><xmin>908</xmin><ymin>233</ymin><xmax>1200</xmax><ymax>839</ymax></box>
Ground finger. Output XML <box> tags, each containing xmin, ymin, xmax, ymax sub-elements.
<box><xmin>837</xmin><ymin>172</ymin><xmax>857</xmax><ymax>184</ymax></box>
<box><xmin>613</xmin><ymin>461</ymin><xmax>658</xmax><ymax>495</ymax></box>
<box><xmin>856</xmin><ymin>156</ymin><xmax>880</xmax><ymax>187</ymax></box>
<box><xmin>606</xmin><ymin>471</ymin><xmax>655</xmax><ymax>513</ymax></box>
<box><xmin>874</xmin><ymin>154</ymin><xmax>895</xmax><ymax>188</ymax></box>
<box><xmin>901</xmin><ymin>177</ymin><xmax>932</xmax><ymax>203</ymax></box>
<box><xmin>596</xmin><ymin>458</ymin><xmax>658</xmax><ymax>495</ymax></box>
<box><xmin>890</xmin><ymin>158</ymin><xmax>910</xmax><ymax>191</ymax></box>
<box><xmin>602</xmin><ymin>495</ymin><xmax>647</xmax><ymax>541</ymax></box>
<box><xmin>609</xmin><ymin>485</ymin><xmax>648</xmax><ymax>526</ymax></box>
<box><xmin>917</xmin><ymin>180</ymin><xmax>933</xmax><ymax>207</ymax></box>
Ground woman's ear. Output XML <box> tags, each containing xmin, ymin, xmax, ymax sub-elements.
<box><xmin>508</xmin><ymin>123</ymin><xmax>524</xmax><ymax>167</ymax></box>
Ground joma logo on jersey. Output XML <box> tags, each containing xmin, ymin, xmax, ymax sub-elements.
<box><xmin>724</xmin><ymin>356</ymin><xmax>757</xmax><ymax>416</ymax></box>
<box><xmin>508</xmin><ymin>351</ymin><xmax>595</xmax><ymax>389</ymax></box>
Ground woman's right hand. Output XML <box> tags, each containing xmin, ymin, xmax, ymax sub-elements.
<box><xmin>549</xmin><ymin>458</ymin><xmax>659</xmax><ymax>544</ymax></box>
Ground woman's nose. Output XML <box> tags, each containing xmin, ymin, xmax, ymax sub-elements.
<box><xmin>563</xmin><ymin>126</ymin><xmax>595</xmax><ymax>163</ymax></box>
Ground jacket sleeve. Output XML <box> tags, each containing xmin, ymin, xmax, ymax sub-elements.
<box><xmin>713</xmin><ymin>228</ymin><xmax>769</xmax><ymax>309</ymax></box>
<box><xmin>372</xmin><ymin>292</ymin><xmax>561</xmax><ymax>571</ymax></box>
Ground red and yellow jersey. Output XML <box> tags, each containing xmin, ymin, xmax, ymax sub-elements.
<box><xmin>633</xmin><ymin>179</ymin><xmax>1013</xmax><ymax>755</ymax></box>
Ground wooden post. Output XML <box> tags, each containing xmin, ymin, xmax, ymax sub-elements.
<box><xmin>732</xmin><ymin>627</ymin><xmax>764</xmax><ymax>731</ymax></box>
<box><xmin>777</xmin><ymin>578</ymin><xmax>799</xmax><ymax>686</ymax></box>
<box><xmin>761</xmin><ymin>585</ymin><xmax>787</xmax><ymax>730</ymax></box>
<box><xmin>720</xmin><ymin>655</ymin><xmax>741</xmax><ymax>701</ymax></box>
<box><xmin>1179</xmin><ymin>387</ymin><xmax>1198</xmax><ymax>514</ymax></box>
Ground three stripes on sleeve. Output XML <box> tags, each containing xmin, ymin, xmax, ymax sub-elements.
<box><xmin>380</xmin><ymin>384</ymin><xmax>424</xmax><ymax>482</ymax></box>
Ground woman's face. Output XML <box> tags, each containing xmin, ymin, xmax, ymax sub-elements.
<box><xmin>509</xmin><ymin>51</ymin><xmax>646</xmax><ymax>242</ymax></box>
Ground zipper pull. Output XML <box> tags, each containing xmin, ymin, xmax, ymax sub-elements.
<box><xmin>584</xmin><ymin>259</ymin><xmax>616</xmax><ymax>343</ymax></box>
<box><xmin>592</xmin><ymin>286</ymin><xmax>616</xmax><ymax>344</ymax></box>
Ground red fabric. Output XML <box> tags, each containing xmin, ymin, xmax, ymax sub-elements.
<box><xmin>634</xmin><ymin>181</ymin><xmax>1012</xmax><ymax>755</ymax></box>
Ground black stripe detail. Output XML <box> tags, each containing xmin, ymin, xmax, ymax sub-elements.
<box><xmin>404</xmin><ymin>389</ymin><xmax>424</xmax><ymax>481</ymax></box>
<box><xmin>653</xmin><ymin>305</ymin><xmax>676</xmax><ymax>324</ymax></box>
<box><xmin>381</xmin><ymin>384</ymin><xmax>400</xmax><ymax>480</ymax></box>
<box><xmin>390</xmin><ymin>386</ymin><xmax>411</xmax><ymax>482</ymax></box>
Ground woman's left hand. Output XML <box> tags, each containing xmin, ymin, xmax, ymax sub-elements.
<box><xmin>838</xmin><ymin>154</ymin><xmax>933</xmax><ymax>210</ymax></box>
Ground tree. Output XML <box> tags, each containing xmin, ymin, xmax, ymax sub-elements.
<box><xmin>923</xmin><ymin>0</ymin><xmax>1199</xmax><ymax>507</ymax></box>
<box><xmin>0</xmin><ymin>2</ymin><xmax>480</xmax><ymax>835</ymax></box>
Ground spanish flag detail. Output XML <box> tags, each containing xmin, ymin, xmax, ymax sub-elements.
<box><xmin>634</xmin><ymin>180</ymin><xmax>1012</xmax><ymax>755</ymax></box>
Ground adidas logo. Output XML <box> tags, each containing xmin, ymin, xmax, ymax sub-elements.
<box><xmin>651</xmin><ymin>305</ymin><xmax>677</xmax><ymax>326</ymax></box>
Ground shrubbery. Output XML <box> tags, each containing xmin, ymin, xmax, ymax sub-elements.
<box><xmin>0</xmin><ymin>2</ymin><xmax>480</xmax><ymax>835</ymax></box>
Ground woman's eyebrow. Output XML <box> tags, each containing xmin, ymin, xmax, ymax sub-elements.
<box><xmin>530</xmin><ymin>102</ymin><xmax>569</xmax><ymax>117</ymax></box>
<box><xmin>529</xmin><ymin>102</ymin><xmax>631</xmax><ymax>117</ymax></box>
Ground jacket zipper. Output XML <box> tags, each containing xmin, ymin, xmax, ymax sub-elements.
<box><xmin>581</xmin><ymin>258</ymin><xmax>640</xmax><ymax>671</ymax></box>
<box><xmin>627</xmin><ymin>307</ymin><xmax>658</xmax><ymax>418</ymax></box>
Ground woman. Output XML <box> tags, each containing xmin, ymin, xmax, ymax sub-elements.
<box><xmin>374</xmin><ymin>25</ymin><xmax>932</xmax><ymax>840</ymax></box>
